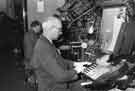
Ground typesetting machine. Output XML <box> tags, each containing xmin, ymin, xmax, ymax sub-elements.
<box><xmin>56</xmin><ymin>0</ymin><xmax>135</xmax><ymax>90</ymax></box>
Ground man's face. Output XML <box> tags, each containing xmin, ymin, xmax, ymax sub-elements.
<box><xmin>32</xmin><ymin>25</ymin><xmax>41</xmax><ymax>33</ymax></box>
<box><xmin>50</xmin><ymin>25</ymin><xmax>62</xmax><ymax>40</ymax></box>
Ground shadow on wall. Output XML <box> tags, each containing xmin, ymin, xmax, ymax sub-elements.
<box><xmin>0</xmin><ymin>12</ymin><xmax>23</xmax><ymax>51</ymax></box>
<box><xmin>27</xmin><ymin>0</ymin><xmax>62</xmax><ymax>29</ymax></box>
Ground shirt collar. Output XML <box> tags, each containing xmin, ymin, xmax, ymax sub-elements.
<box><xmin>47</xmin><ymin>38</ymin><xmax>53</xmax><ymax>44</ymax></box>
<box><xmin>40</xmin><ymin>35</ymin><xmax>53</xmax><ymax>44</ymax></box>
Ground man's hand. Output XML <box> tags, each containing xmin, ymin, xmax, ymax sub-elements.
<box><xmin>74</xmin><ymin>65</ymin><xmax>85</xmax><ymax>73</ymax></box>
<box><xmin>73</xmin><ymin>61</ymin><xmax>92</xmax><ymax>67</ymax></box>
<box><xmin>73</xmin><ymin>61</ymin><xmax>92</xmax><ymax>73</ymax></box>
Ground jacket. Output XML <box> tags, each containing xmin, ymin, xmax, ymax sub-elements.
<box><xmin>30</xmin><ymin>35</ymin><xmax>77</xmax><ymax>91</ymax></box>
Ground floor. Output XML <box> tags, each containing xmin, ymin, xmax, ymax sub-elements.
<box><xmin>0</xmin><ymin>49</ymin><xmax>135</xmax><ymax>91</ymax></box>
<box><xmin>0</xmin><ymin>50</ymin><xmax>36</xmax><ymax>91</ymax></box>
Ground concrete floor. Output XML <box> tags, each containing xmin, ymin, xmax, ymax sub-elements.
<box><xmin>0</xmin><ymin>50</ymin><xmax>36</xmax><ymax>91</ymax></box>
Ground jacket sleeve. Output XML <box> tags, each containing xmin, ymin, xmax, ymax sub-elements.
<box><xmin>38</xmin><ymin>44</ymin><xmax>78</xmax><ymax>83</ymax></box>
<box><xmin>60</xmin><ymin>57</ymin><xmax>75</xmax><ymax>69</ymax></box>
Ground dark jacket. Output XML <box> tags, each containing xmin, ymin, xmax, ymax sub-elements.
<box><xmin>30</xmin><ymin>35</ymin><xmax>77</xmax><ymax>91</ymax></box>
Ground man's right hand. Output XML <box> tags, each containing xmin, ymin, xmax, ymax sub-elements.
<box><xmin>73</xmin><ymin>61</ymin><xmax>92</xmax><ymax>73</ymax></box>
<box><xmin>74</xmin><ymin>65</ymin><xmax>85</xmax><ymax>73</ymax></box>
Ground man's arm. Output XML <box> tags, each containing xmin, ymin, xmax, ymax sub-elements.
<box><xmin>38</xmin><ymin>44</ymin><xmax>78</xmax><ymax>83</ymax></box>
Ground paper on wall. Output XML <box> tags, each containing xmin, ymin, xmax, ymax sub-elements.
<box><xmin>37</xmin><ymin>0</ymin><xmax>44</xmax><ymax>13</ymax></box>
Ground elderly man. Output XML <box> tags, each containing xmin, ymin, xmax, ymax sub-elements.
<box><xmin>30</xmin><ymin>16</ymin><xmax>90</xmax><ymax>91</ymax></box>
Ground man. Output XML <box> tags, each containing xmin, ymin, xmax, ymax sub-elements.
<box><xmin>30</xmin><ymin>16</ymin><xmax>90</xmax><ymax>91</ymax></box>
<box><xmin>24</xmin><ymin>20</ymin><xmax>42</xmax><ymax>69</ymax></box>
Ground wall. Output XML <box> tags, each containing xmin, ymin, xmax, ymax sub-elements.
<box><xmin>0</xmin><ymin>0</ymin><xmax>15</xmax><ymax>18</ymax></box>
<box><xmin>27</xmin><ymin>0</ymin><xmax>64</xmax><ymax>29</ymax></box>
<box><xmin>0</xmin><ymin>0</ymin><xmax>7</xmax><ymax>13</ymax></box>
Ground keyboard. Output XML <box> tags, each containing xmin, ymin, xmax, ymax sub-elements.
<box><xmin>82</xmin><ymin>63</ymin><xmax>111</xmax><ymax>80</ymax></box>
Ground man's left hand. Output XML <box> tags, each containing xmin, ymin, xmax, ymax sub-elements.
<box><xmin>73</xmin><ymin>61</ymin><xmax>92</xmax><ymax>67</ymax></box>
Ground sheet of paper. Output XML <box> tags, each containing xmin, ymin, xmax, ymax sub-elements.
<box><xmin>37</xmin><ymin>0</ymin><xmax>44</xmax><ymax>13</ymax></box>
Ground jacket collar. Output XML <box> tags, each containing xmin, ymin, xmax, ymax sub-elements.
<box><xmin>40</xmin><ymin>35</ymin><xmax>53</xmax><ymax>45</ymax></box>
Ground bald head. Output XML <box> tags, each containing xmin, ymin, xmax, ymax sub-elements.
<box><xmin>42</xmin><ymin>16</ymin><xmax>62</xmax><ymax>40</ymax></box>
